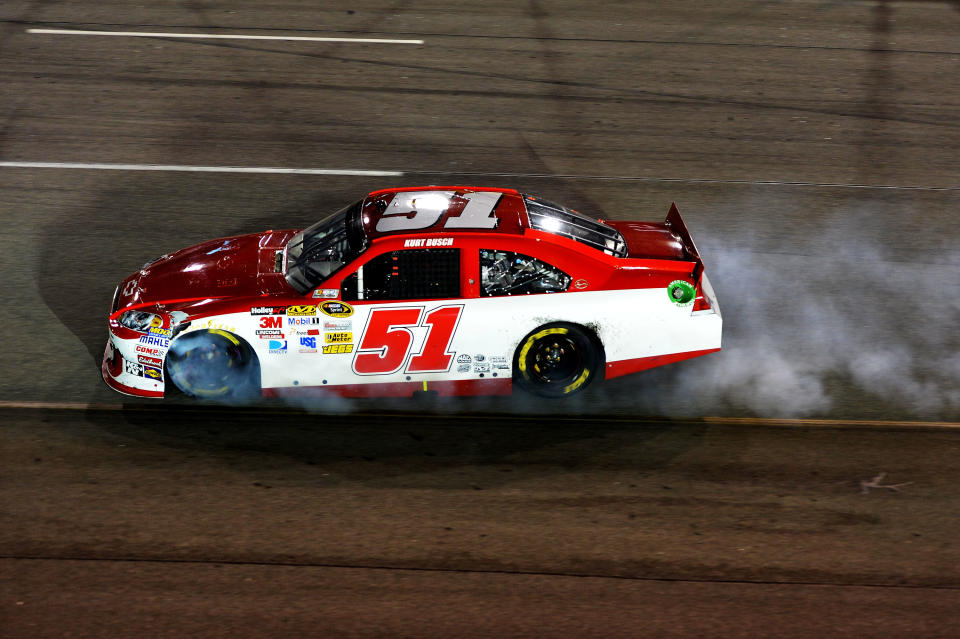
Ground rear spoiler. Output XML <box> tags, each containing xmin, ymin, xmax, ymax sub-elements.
<box><xmin>664</xmin><ymin>203</ymin><xmax>703</xmax><ymax>283</ymax></box>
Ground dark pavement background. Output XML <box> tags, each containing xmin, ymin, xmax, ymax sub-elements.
<box><xmin>1</xmin><ymin>1</ymin><xmax>958</xmax><ymax>636</ymax></box>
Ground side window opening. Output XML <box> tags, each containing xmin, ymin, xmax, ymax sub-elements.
<box><xmin>480</xmin><ymin>249</ymin><xmax>571</xmax><ymax>297</ymax></box>
<box><xmin>342</xmin><ymin>248</ymin><xmax>460</xmax><ymax>301</ymax></box>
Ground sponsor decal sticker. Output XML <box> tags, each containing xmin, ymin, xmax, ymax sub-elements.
<box><xmin>574</xmin><ymin>278</ymin><xmax>588</xmax><ymax>290</ymax></box>
<box><xmin>474</xmin><ymin>354</ymin><xmax>486</xmax><ymax>362</ymax></box>
<box><xmin>319</xmin><ymin>301</ymin><xmax>354</xmax><ymax>318</ymax></box>
<box><xmin>138</xmin><ymin>335</ymin><xmax>170</xmax><ymax>348</ymax></box>
<box><xmin>259</xmin><ymin>316</ymin><xmax>283</xmax><ymax>329</ymax></box>
<box><xmin>188</xmin><ymin>319</ymin><xmax>237</xmax><ymax>333</ymax></box>
<box><xmin>473</xmin><ymin>362</ymin><xmax>490</xmax><ymax>373</ymax></box>
<box><xmin>287</xmin><ymin>316</ymin><xmax>320</xmax><ymax>326</ymax></box>
<box><xmin>268</xmin><ymin>340</ymin><xmax>288</xmax><ymax>354</ymax></box>
<box><xmin>138</xmin><ymin>355</ymin><xmax>163</xmax><ymax>366</ymax></box>
<box><xmin>322</xmin><ymin>343</ymin><xmax>354</xmax><ymax>355</ymax></box>
<box><xmin>456</xmin><ymin>354</ymin><xmax>471</xmax><ymax>364</ymax></box>
<box><xmin>256</xmin><ymin>329</ymin><xmax>283</xmax><ymax>339</ymax></box>
<box><xmin>457</xmin><ymin>363</ymin><xmax>471</xmax><ymax>373</ymax></box>
<box><xmin>298</xmin><ymin>336</ymin><xmax>318</xmax><ymax>353</ymax></box>
<box><xmin>124</xmin><ymin>360</ymin><xmax>143</xmax><ymax>376</ymax></box>
<box><xmin>286</xmin><ymin>305</ymin><xmax>317</xmax><ymax>317</ymax></box>
<box><xmin>148</xmin><ymin>326</ymin><xmax>172</xmax><ymax>338</ymax></box>
<box><xmin>142</xmin><ymin>366</ymin><xmax>162</xmax><ymax>380</ymax></box>
<box><xmin>667</xmin><ymin>280</ymin><xmax>696</xmax><ymax>307</ymax></box>
<box><xmin>323</xmin><ymin>319</ymin><xmax>352</xmax><ymax>331</ymax></box>
<box><xmin>136</xmin><ymin>346</ymin><xmax>162</xmax><ymax>356</ymax></box>
<box><xmin>312</xmin><ymin>288</ymin><xmax>340</xmax><ymax>299</ymax></box>
<box><xmin>251</xmin><ymin>306</ymin><xmax>286</xmax><ymax>316</ymax></box>
<box><xmin>324</xmin><ymin>332</ymin><xmax>353</xmax><ymax>344</ymax></box>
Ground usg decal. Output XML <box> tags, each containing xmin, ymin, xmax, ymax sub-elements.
<box><xmin>667</xmin><ymin>280</ymin><xmax>696</xmax><ymax>307</ymax></box>
<box><xmin>319</xmin><ymin>301</ymin><xmax>354</xmax><ymax>318</ymax></box>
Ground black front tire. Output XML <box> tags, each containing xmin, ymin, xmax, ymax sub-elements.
<box><xmin>514</xmin><ymin>324</ymin><xmax>602</xmax><ymax>398</ymax></box>
<box><xmin>166</xmin><ymin>329</ymin><xmax>260</xmax><ymax>400</ymax></box>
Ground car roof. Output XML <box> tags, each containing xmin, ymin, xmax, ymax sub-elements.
<box><xmin>360</xmin><ymin>186</ymin><xmax>527</xmax><ymax>240</ymax></box>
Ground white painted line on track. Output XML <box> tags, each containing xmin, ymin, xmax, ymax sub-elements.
<box><xmin>407</xmin><ymin>170</ymin><xmax>959</xmax><ymax>192</ymax></box>
<box><xmin>0</xmin><ymin>161</ymin><xmax>403</xmax><ymax>177</ymax></box>
<box><xmin>0</xmin><ymin>162</ymin><xmax>952</xmax><ymax>191</ymax></box>
<box><xmin>26</xmin><ymin>28</ymin><xmax>424</xmax><ymax>45</ymax></box>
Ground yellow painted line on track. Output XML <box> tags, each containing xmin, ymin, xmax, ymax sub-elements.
<box><xmin>0</xmin><ymin>400</ymin><xmax>957</xmax><ymax>430</ymax></box>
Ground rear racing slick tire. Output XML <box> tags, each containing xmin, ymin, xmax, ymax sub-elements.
<box><xmin>513</xmin><ymin>323</ymin><xmax>602</xmax><ymax>398</ymax></box>
<box><xmin>166</xmin><ymin>329</ymin><xmax>260</xmax><ymax>400</ymax></box>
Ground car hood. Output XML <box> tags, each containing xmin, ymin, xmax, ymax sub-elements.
<box><xmin>115</xmin><ymin>230</ymin><xmax>299</xmax><ymax>311</ymax></box>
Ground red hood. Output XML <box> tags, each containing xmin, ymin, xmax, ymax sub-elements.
<box><xmin>116</xmin><ymin>230</ymin><xmax>299</xmax><ymax>310</ymax></box>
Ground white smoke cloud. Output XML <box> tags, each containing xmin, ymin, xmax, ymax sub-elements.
<box><xmin>617</xmin><ymin>212</ymin><xmax>960</xmax><ymax>420</ymax></box>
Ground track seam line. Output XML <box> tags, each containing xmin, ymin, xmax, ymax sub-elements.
<box><xmin>0</xmin><ymin>401</ymin><xmax>956</xmax><ymax>429</ymax></box>
<box><xmin>2</xmin><ymin>555</ymin><xmax>957</xmax><ymax>591</ymax></box>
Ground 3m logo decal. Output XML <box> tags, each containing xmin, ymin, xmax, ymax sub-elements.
<box><xmin>259</xmin><ymin>316</ymin><xmax>283</xmax><ymax>329</ymax></box>
<box><xmin>353</xmin><ymin>305</ymin><xmax>463</xmax><ymax>375</ymax></box>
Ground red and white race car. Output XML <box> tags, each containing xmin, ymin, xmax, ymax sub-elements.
<box><xmin>103</xmin><ymin>187</ymin><xmax>721</xmax><ymax>400</ymax></box>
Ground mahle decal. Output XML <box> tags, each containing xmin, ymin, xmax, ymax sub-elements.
<box><xmin>319</xmin><ymin>301</ymin><xmax>354</xmax><ymax>318</ymax></box>
<box><xmin>667</xmin><ymin>280</ymin><xmax>696</xmax><ymax>306</ymax></box>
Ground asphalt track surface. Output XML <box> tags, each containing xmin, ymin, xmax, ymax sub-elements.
<box><xmin>1</xmin><ymin>1</ymin><xmax>959</xmax><ymax>636</ymax></box>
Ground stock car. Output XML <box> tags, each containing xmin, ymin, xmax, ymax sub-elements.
<box><xmin>102</xmin><ymin>187</ymin><xmax>721</xmax><ymax>400</ymax></box>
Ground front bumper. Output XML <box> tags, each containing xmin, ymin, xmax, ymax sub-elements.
<box><xmin>101</xmin><ymin>329</ymin><xmax>165</xmax><ymax>398</ymax></box>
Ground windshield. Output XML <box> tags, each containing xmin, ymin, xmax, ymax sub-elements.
<box><xmin>284</xmin><ymin>200</ymin><xmax>365</xmax><ymax>294</ymax></box>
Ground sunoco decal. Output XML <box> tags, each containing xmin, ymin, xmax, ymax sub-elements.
<box><xmin>667</xmin><ymin>280</ymin><xmax>696</xmax><ymax>306</ymax></box>
<box><xmin>319</xmin><ymin>301</ymin><xmax>354</xmax><ymax>318</ymax></box>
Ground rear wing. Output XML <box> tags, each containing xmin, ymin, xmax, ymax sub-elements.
<box><xmin>664</xmin><ymin>203</ymin><xmax>703</xmax><ymax>284</ymax></box>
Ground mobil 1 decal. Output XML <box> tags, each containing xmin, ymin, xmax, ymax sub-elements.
<box><xmin>352</xmin><ymin>305</ymin><xmax>463</xmax><ymax>375</ymax></box>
